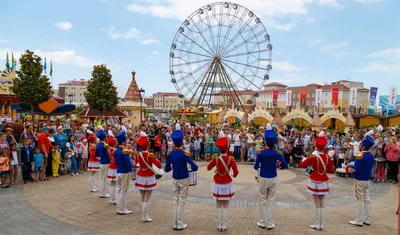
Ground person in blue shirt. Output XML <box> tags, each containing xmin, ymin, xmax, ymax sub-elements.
<box><xmin>165</xmin><ymin>130</ymin><xmax>198</xmax><ymax>231</ymax></box>
<box><xmin>54</xmin><ymin>126</ymin><xmax>67</xmax><ymax>160</ymax></box>
<box><xmin>33</xmin><ymin>148</ymin><xmax>44</xmax><ymax>182</ymax></box>
<box><xmin>254</xmin><ymin>130</ymin><xmax>288</xmax><ymax>230</ymax></box>
<box><xmin>96</xmin><ymin>129</ymin><xmax>110</xmax><ymax>198</ymax></box>
<box><xmin>347</xmin><ymin>135</ymin><xmax>374</xmax><ymax>227</ymax></box>
<box><xmin>114</xmin><ymin>131</ymin><xmax>133</xmax><ymax>215</ymax></box>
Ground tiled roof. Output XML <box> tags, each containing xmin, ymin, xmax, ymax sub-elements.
<box><xmin>124</xmin><ymin>71</ymin><xmax>142</xmax><ymax>101</ymax></box>
<box><xmin>263</xmin><ymin>82</ymin><xmax>287</xmax><ymax>87</ymax></box>
<box><xmin>321</xmin><ymin>84</ymin><xmax>349</xmax><ymax>90</ymax></box>
<box><xmin>154</xmin><ymin>92</ymin><xmax>180</xmax><ymax>96</ymax></box>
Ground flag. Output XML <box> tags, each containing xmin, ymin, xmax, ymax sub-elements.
<box><xmin>332</xmin><ymin>88</ymin><xmax>339</xmax><ymax>106</ymax></box>
<box><xmin>286</xmin><ymin>90</ymin><xmax>292</xmax><ymax>106</ymax></box>
<box><xmin>10</xmin><ymin>53</ymin><xmax>15</xmax><ymax>71</ymax></box>
<box><xmin>315</xmin><ymin>89</ymin><xmax>322</xmax><ymax>104</ymax></box>
<box><xmin>349</xmin><ymin>88</ymin><xmax>357</xmax><ymax>106</ymax></box>
<box><xmin>389</xmin><ymin>86</ymin><xmax>398</xmax><ymax>105</ymax></box>
<box><xmin>43</xmin><ymin>57</ymin><xmax>47</xmax><ymax>74</ymax></box>
<box><xmin>272</xmin><ymin>90</ymin><xmax>278</xmax><ymax>107</ymax></box>
<box><xmin>368</xmin><ymin>87</ymin><xmax>378</xmax><ymax>114</ymax></box>
<box><xmin>50</xmin><ymin>61</ymin><xmax>53</xmax><ymax>76</ymax></box>
<box><xmin>5</xmin><ymin>52</ymin><xmax>10</xmax><ymax>70</ymax></box>
<box><xmin>300</xmin><ymin>90</ymin><xmax>307</xmax><ymax>106</ymax></box>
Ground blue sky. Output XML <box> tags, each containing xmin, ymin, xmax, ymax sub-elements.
<box><xmin>1</xmin><ymin>0</ymin><xmax>399</xmax><ymax>98</ymax></box>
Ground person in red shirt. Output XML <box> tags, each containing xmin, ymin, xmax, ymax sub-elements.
<box><xmin>38</xmin><ymin>126</ymin><xmax>51</xmax><ymax>181</ymax></box>
<box><xmin>107</xmin><ymin>136</ymin><xmax>117</xmax><ymax>205</ymax></box>
<box><xmin>134</xmin><ymin>136</ymin><xmax>162</xmax><ymax>222</ymax></box>
<box><xmin>299</xmin><ymin>135</ymin><xmax>334</xmax><ymax>231</ymax></box>
<box><xmin>207</xmin><ymin>137</ymin><xmax>239</xmax><ymax>232</ymax></box>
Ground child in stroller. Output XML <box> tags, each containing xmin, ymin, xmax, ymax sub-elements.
<box><xmin>292</xmin><ymin>143</ymin><xmax>304</xmax><ymax>168</ymax></box>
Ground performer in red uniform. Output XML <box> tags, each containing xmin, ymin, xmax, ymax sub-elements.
<box><xmin>299</xmin><ymin>135</ymin><xmax>334</xmax><ymax>231</ymax></box>
<box><xmin>134</xmin><ymin>136</ymin><xmax>162</xmax><ymax>222</ymax></box>
<box><xmin>87</xmin><ymin>132</ymin><xmax>100</xmax><ymax>192</ymax></box>
<box><xmin>107</xmin><ymin>136</ymin><xmax>117</xmax><ymax>205</ymax></box>
<box><xmin>207</xmin><ymin>137</ymin><xmax>239</xmax><ymax>232</ymax></box>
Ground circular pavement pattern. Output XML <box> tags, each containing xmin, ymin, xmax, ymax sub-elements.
<box><xmin>15</xmin><ymin>163</ymin><xmax>398</xmax><ymax>235</ymax></box>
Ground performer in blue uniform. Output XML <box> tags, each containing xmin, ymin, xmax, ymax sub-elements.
<box><xmin>114</xmin><ymin>131</ymin><xmax>133</xmax><ymax>215</ymax></box>
<box><xmin>347</xmin><ymin>135</ymin><xmax>374</xmax><ymax>227</ymax></box>
<box><xmin>254</xmin><ymin>130</ymin><xmax>288</xmax><ymax>230</ymax></box>
<box><xmin>96</xmin><ymin>129</ymin><xmax>110</xmax><ymax>198</ymax></box>
<box><xmin>165</xmin><ymin>130</ymin><xmax>198</xmax><ymax>231</ymax></box>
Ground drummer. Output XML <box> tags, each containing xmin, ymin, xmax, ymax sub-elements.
<box><xmin>165</xmin><ymin>130</ymin><xmax>198</xmax><ymax>231</ymax></box>
<box><xmin>134</xmin><ymin>136</ymin><xmax>162</xmax><ymax>222</ymax></box>
<box><xmin>254</xmin><ymin>130</ymin><xmax>288</xmax><ymax>230</ymax></box>
<box><xmin>207</xmin><ymin>137</ymin><xmax>239</xmax><ymax>232</ymax></box>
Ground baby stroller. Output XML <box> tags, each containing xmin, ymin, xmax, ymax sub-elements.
<box><xmin>292</xmin><ymin>143</ymin><xmax>304</xmax><ymax>168</ymax></box>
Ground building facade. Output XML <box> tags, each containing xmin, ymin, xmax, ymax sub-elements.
<box><xmin>58</xmin><ymin>79</ymin><xmax>88</xmax><ymax>106</ymax></box>
<box><xmin>153</xmin><ymin>92</ymin><xmax>184</xmax><ymax>110</ymax></box>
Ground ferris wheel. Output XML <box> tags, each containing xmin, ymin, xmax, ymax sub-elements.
<box><xmin>169</xmin><ymin>2</ymin><xmax>272</xmax><ymax>110</ymax></box>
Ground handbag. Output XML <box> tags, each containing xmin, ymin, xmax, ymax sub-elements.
<box><xmin>139</xmin><ymin>152</ymin><xmax>164</xmax><ymax>180</ymax></box>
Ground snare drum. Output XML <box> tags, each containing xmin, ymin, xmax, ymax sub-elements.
<box><xmin>188</xmin><ymin>171</ymin><xmax>197</xmax><ymax>186</ymax></box>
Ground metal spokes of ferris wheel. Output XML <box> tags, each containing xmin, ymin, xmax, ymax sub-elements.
<box><xmin>169</xmin><ymin>2</ymin><xmax>272</xmax><ymax>110</ymax></box>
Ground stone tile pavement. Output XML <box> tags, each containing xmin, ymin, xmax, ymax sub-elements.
<box><xmin>1</xmin><ymin>164</ymin><xmax>398</xmax><ymax>235</ymax></box>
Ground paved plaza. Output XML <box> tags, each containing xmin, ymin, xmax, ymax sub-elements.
<box><xmin>1</xmin><ymin>163</ymin><xmax>398</xmax><ymax>235</ymax></box>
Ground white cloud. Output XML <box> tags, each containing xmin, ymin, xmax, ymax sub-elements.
<box><xmin>152</xmin><ymin>50</ymin><xmax>159</xmax><ymax>55</ymax></box>
<box><xmin>332</xmin><ymin>51</ymin><xmax>356</xmax><ymax>59</ymax></box>
<box><xmin>104</xmin><ymin>26</ymin><xmax>159</xmax><ymax>45</ymax></box>
<box><xmin>264</xmin><ymin>19</ymin><xmax>296</xmax><ymax>31</ymax></box>
<box><xmin>308</xmin><ymin>37</ymin><xmax>326</xmax><ymax>48</ymax></box>
<box><xmin>353</xmin><ymin>46</ymin><xmax>400</xmax><ymax>73</ymax></box>
<box><xmin>318</xmin><ymin>42</ymin><xmax>350</xmax><ymax>52</ymax></box>
<box><xmin>55</xmin><ymin>21</ymin><xmax>73</xmax><ymax>30</ymax></box>
<box><xmin>318</xmin><ymin>0</ymin><xmax>344</xmax><ymax>9</ymax></box>
<box><xmin>273</xmin><ymin>61</ymin><xmax>305</xmax><ymax>72</ymax></box>
<box><xmin>352</xmin><ymin>0</ymin><xmax>381</xmax><ymax>3</ymax></box>
<box><xmin>0</xmin><ymin>49</ymin><xmax>99</xmax><ymax>68</ymax></box>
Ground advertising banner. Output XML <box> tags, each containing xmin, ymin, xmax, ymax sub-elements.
<box><xmin>368</xmin><ymin>87</ymin><xmax>378</xmax><ymax>115</ymax></box>
<box><xmin>349</xmin><ymin>88</ymin><xmax>357</xmax><ymax>106</ymax></box>
<box><xmin>332</xmin><ymin>88</ymin><xmax>339</xmax><ymax>106</ymax></box>
<box><xmin>389</xmin><ymin>86</ymin><xmax>398</xmax><ymax>105</ymax></box>
<box><xmin>300</xmin><ymin>90</ymin><xmax>307</xmax><ymax>106</ymax></box>
<box><xmin>286</xmin><ymin>90</ymin><xmax>292</xmax><ymax>106</ymax></box>
<box><xmin>273</xmin><ymin>90</ymin><xmax>279</xmax><ymax>107</ymax></box>
<box><xmin>315</xmin><ymin>89</ymin><xmax>322</xmax><ymax>105</ymax></box>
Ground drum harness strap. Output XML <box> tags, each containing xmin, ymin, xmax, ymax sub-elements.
<box><xmin>139</xmin><ymin>152</ymin><xmax>157</xmax><ymax>175</ymax></box>
<box><xmin>218</xmin><ymin>155</ymin><xmax>230</xmax><ymax>176</ymax></box>
<box><xmin>312</xmin><ymin>151</ymin><xmax>327</xmax><ymax>176</ymax></box>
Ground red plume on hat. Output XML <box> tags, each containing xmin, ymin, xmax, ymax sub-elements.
<box><xmin>315</xmin><ymin>136</ymin><xmax>328</xmax><ymax>151</ymax></box>
<box><xmin>216</xmin><ymin>137</ymin><xmax>229</xmax><ymax>153</ymax></box>
<box><xmin>138</xmin><ymin>136</ymin><xmax>150</xmax><ymax>150</ymax></box>
<box><xmin>87</xmin><ymin>134</ymin><xmax>96</xmax><ymax>143</ymax></box>
<box><xmin>107</xmin><ymin>136</ymin><xmax>117</xmax><ymax>147</ymax></box>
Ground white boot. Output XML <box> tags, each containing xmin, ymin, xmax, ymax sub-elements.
<box><xmin>310</xmin><ymin>208</ymin><xmax>321</xmax><ymax>230</ymax></box>
<box><xmin>142</xmin><ymin>202</ymin><xmax>153</xmax><ymax>222</ymax></box>
<box><xmin>109</xmin><ymin>184</ymin><xmax>116</xmax><ymax>204</ymax></box>
<box><xmin>221</xmin><ymin>209</ymin><xmax>229</xmax><ymax>232</ymax></box>
<box><xmin>216</xmin><ymin>208</ymin><xmax>222</xmax><ymax>231</ymax></box>
<box><xmin>320</xmin><ymin>208</ymin><xmax>324</xmax><ymax>230</ymax></box>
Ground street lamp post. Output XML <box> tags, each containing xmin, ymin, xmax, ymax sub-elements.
<box><xmin>67</xmin><ymin>93</ymin><xmax>74</xmax><ymax>121</ymax></box>
<box><xmin>139</xmin><ymin>88</ymin><xmax>145</xmax><ymax>124</ymax></box>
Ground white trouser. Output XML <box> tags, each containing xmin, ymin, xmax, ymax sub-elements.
<box><xmin>117</xmin><ymin>173</ymin><xmax>130</xmax><ymax>212</ymax></box>
<box><xmin>258</xmin><ymin>177</ymin><xmax>277</xmax><ymax>226</ymax></box>
<box><xmin>99</xmin><ymin>164</ymin><xmax>109</xmax><ymax>196</ymax></box>
<box><xmin>354</xmin><ymin>179</ymin><xmax>371</xmax><ymax>224</ymax></box>
<box><xmin>89</xmin><ymin>174</ymin><xmax>97</xmax><ymax>191</ymax></box>
<box><xmin>173</xmin><ymin>178</ymin><xmax>189</xmax><ymax>228</ymax></box>
<box><xmin>109</xmin><ymin>181</ymin><xmax>117</xmax><ymax>203</ymax></box>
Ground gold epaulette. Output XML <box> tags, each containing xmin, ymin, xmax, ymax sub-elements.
<box><xmin>104</xmin><ymin>143</ymin><xmax>109</xmax><ymax>148</ymax></box>
<box><xmin>356</xmin><ymin>153</ymin><xmax>363</xmax><ymax>160</ymax></box>
<box><xmin>277</xmin><ymin>150</ymin><xmax>282</xmax><ymax>155</ymax></box>
<box><xmin>148</xmin><ymin>153</ymin><xmax>155</xmax><ymax>158</ymax></box>
<box><xmin>309</xmin><ymin>154</ymin><xmax>316</xmax><ymax>158</ymax></box>
<box><xmin>229</xmin><ymin>156</ymin><xmax>236</xmax><ymax>162</ymax></box>
<box><xmin>256</xmin><ymin>149</ymin><xmax>262</xmax><ymax>155</ymax></box>
<box><xmin>184</xmin><ymin>151</ymin><xmax>191</xmax><ymax>157</ymax></box>
<box><xmin>122</xmin><ymin>148</ymin><xmax>130</xmax><ymax>155</ymax></box>
<box><xmin>212</xmin><ymin>156</ymin><xmax>217</xmax><ymax>160</ymax></box>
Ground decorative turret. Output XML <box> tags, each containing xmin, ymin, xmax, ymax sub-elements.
<box><xmin>311</xmin><ymin>109</ymin><xmax>322</xmax><ymax>131</ymax></box>
<box><xmin>272</xmin><ymin>110</ymin><xmax>283</xmax><ymax>127</ymax></box>
<box><xmin>344</xmin><ymin>112</ymin><xmax>355</xmax><ymax>132</ymax></box>
<box><xmin>217</xmin><ymin>109</ymin><xmax>225</xmax><ymax>125</ymax></box>
<box><xmin>124</xmin><ymin>71</ymin><xmax>142</xmax><ymax>101</ymax></box>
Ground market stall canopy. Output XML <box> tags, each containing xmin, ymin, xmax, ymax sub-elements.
<box><xmin>76</xmin><ymin>106</ymin><xmax>127</xmax><ymax>118</ymax></box>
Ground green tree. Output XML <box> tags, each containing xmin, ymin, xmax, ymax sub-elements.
<box><xmin>11</xmin><ymin>50</ymin><xmax>52</xmax><ymax>118</ymax></box>
<box><xmin>84</xmin><ymin>64</ymin><xmax>118</xmax><ymax>117</ymax></box>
